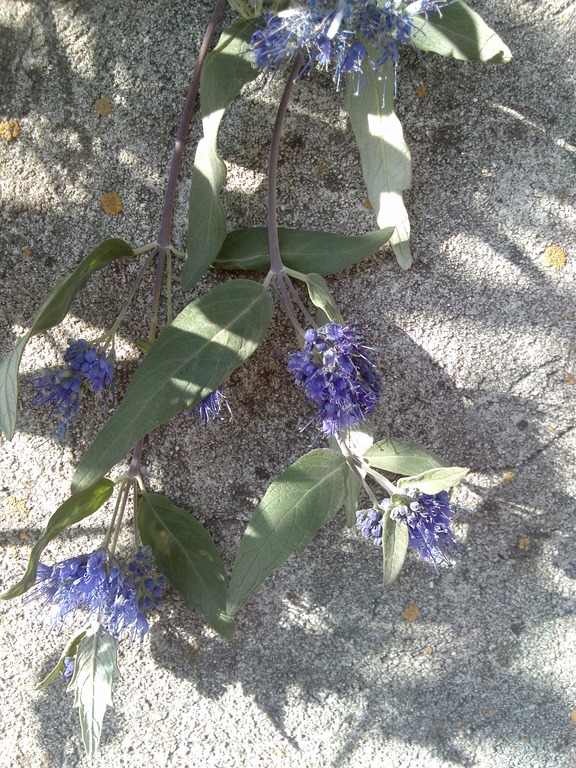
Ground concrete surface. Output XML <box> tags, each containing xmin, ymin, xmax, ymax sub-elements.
<box><xmin>0</xmin><ymin>1</ymin><xmax>575</xmax><ymax>766</ymax></box>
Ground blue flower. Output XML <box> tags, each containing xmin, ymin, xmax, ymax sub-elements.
<box><xmin>30</xmin><ymin>368</ymin><xmax>83</xmax><ymax>437</ymax></box>
<box><xmin>31</xmin><ymin>338</ymin><xmax>114</xmax><ymax>437</ymax></box>
<box><xmin>356</xmin><ymin>505</ymin><xmax>385</xmax><ymax>545</ymax></box>
<box><xmin>64</xmin><ymin>339</ymin><xmax>114</xmax><ymax>397</ymax></box>
<box><xmin>250</xmin><ymin>1</ymin><xmax>452</xmax><ymax>89</ymax></box>
<box><xmin>62</xmin><ymin>656</ymin><xmax>75</xmax><ymax>679</ymax></box>
<box><xmin>287</xmin><ymin>322</ymin><xmax>381</xmax><ymax>436</ymax></box>
<box><xmin>190</xmin><ymin>387</ymin><xmax>231</xmax><ymax>424</ymax></box>
<box><xmin>357</xmin><ymin>490</ymin><xmax>457</xmax><ymax>569</ymax></box>
<box><xmin>27</xmin><ymin>547</ymin><xmax>166</xmax><ymax>640</ymax></box>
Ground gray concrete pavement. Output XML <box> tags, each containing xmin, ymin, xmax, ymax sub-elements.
<box><xmin>0</xmin><ymin>1</ymin><xmax>575</xmax><ymax>766</ymax></box>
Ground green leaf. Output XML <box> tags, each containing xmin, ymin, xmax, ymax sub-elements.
<box><xmin>182</xmin><ymin>19</ymin><xmax>260</xmax><ymax>290</ymax></box>
<box><xmin>412</xmin><ymin>1</ymin><xmax>512</xmax><ymax>63</ymax></box>
<box><xmin>302</xmin><ymin>273</ymin><xmax>343</xmax><ymax>323</ymax></box>
<box><xmin>139</xmin><ymin>493</ymin><xmax>234</xmax><ymax>639</ymax></box>
<box><xmin>0</xmin><ymin>238</ymin><xmax>133</xmax><ymax>439</ymax></box>
<box><xmin>1</xmin><ymin>479</ymin><xmax>114</xmax><ymax>599</ymax></box>
<box><xmin>72</xmin><ymin>279</ymin><xmax>274</xmax><ymax>492</ymax></box>
<box><xmin>67</xmin><ymin>626</ymin><xmax>119</xmax><ymax>761</ymax></box>
<box><xmin>214</xmin><ymin>226</ymin><xmax>394</xmax><ymax>275</ymax></box>
<box><xmin>36</xmin><ymin>629</ymin><xmax>87</xmax><ymax>690</ymax></box>
<box><xmin>345</xmin><ymin>61</ymin><xmax>412</xmax><ymax>269</ymax></box>
<box><xmin>397</xmin><ymin>466</ymin><xmax>469</xmax><ymax>494</ymax></box>
<box><xmin>363</xmin><ymin>438</ymin><xmax>444</xmax><ymax>477</ymax></box>
<box><xmin>342</xmin><ymin>465</ymin><xmax>362</xmax><ymax>528</ymax></box>
<box><xmin>227</xmin><ymin>449</ymin><xmax>348</xmax><ymax>615</ymax></box>
<box><xmin>382</xmin><ymin>511</ymin><xmax>409</xmax><ymax>587</ymax></box>
<box><xmin>329</xmin><ymin>424</ymin><xmax>374</xmax><ymax>527</ymax></box>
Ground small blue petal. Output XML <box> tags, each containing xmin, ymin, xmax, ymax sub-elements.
<box><xmin>390</xmin><ymin>490</ymin><xmax>457</xmax><ymax>569</ymax></box>
<box><xmin>27</xmin><ymin>546</ymin><xmax>166</xmax><ymax>641</ymax></box>
<box><xmin>288</xmin><ymin>322</ymin><xmax>380</xmax><ymax>436</ymax></box>
<box><xmin>250</xmin><ymin>1</ymin><xmax>451</xmax><ymax>90</ymax></box>
<box><xmin>188</xmin><ymin>387</ymin><xmax>231</xmax><ymax>424</ymax></box>
<box><xmin>31</xmin><ymin>338</ymin><xmax>115</xmax><ymax>437</ymax></box>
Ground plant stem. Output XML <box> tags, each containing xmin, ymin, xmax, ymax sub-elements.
<box><xmin>157</xmin><ymin>0</ymin><xmax>228</xmax><ymax>252</ymax></box>
<box><xmin>266</xmin><ymin>55</ymin><xmax>309</xmax><ymax>334</ymax></box>
<box><xmin>267</xmin><ymin>54</ymin><xmax>302</xmax><ymax>276</ymax></box>
<box><xmin>109</xmin><ymin>480</ymin><xmax>132</xmax><ymax>556</ymax></box>
<box><xmin>149</xmin><ymin>0</ymin><xmax>228</xmax><ymax>342</ymax></box>
<box><xmin>99</xmin><ymin>249</ymin><xmax>158</xmax><ymax>347</ymax></box>
<box><xmin>126</xmin><ymin>0</ymin><xmax>227</xmax><ymax>481</ymax></box>
<box><xmin>103</xmin><ymin>478</ymin><xmax>128</xmax><ymax>552</ymax></box>
<box><xmin>362</xmin><ymin>462</ymin><xmax>398</xmax><ymax>495</ymax></box>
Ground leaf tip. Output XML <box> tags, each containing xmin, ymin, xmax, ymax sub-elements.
<box><xmin>218</xmin><ymin>613</ymin><xmax>236</xmax><ymax>640</ymax></box>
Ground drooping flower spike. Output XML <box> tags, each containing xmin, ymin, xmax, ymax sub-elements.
<box><xmin>251</xmin><ymin>0</ymin><xmax>453</xmax><ymax>90</ymax></box>
<box><xmin>31</xmin><ymin>338</ymin><xmax>114</xmax><ymax>437</ymax></box>
<box><xmin>26</xmin><ymin>546</ymin><xmax>166</xmax><ymax>641</ymax></box>
<box><xmin>356</xmin><ymin>489</ymin><xmax>457</xmax><ymax>570</ymax></box>
<box><xmin>190</xmin><ymin>387</ymin><xmax>231</xmax><ymax>424</ymax></box>
<box><xmin>288</xmin><ymin>322</ymin><xmax>381</xmax><ymax>436</ymax></box>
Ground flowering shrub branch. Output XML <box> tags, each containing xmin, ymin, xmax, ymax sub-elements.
<box><xmin>0</xmin><ymin>0</ymin><xmax>510</xmax><ymax>758</ymax></box>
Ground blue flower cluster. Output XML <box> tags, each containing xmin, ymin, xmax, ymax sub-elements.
<box><xmin>31</xmin><ymin>338</ymin><xmax>114</xmax><ymax>437</ymax></box>
<box><xmin>356</xmin><ymin>489</ymin><xmax>456</xmax><ymax>568</ymax></box>
<box><xmin>356</xmin><ymin>503</ymin><xmax>386</xmax><ymax>545</ymax></box>
<box><xmin>287</xmin><ymin>322</ymin><xmax>381</xmax><ymax>436</ymax></box>
<box><xmin>192</xmin><ymin>387</ymin><xmax>231</xmax><ymax>424</ymax></box>
<box><xmin>27</xmin><ymin>546</ymin><xmax>166</xmax><ymax>640</ymax></box>
<box><xmin>251</xmin><ymin>0</ymin><xmax>451</xmax><ymax>88</ymax></box>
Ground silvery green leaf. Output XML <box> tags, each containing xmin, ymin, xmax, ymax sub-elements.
<box><xmin>1</xmin><ymin>479</ymin><xmax>114</xmax><ymax>600</ymax></box>
<box><xmin>72</xmin><ymin>279</ymin><xmax>274</xmax><ymax>492</ymax></box>
<box><xmin>345</xmin><ymin>61</ymin><xmax>412</xmax><ymax>269</ymax></box>
<box><xmin>397</xmin><ymin>466</ymin><xmax>469</xmax><ymax>494</ymax></box>
<box><xmin>382</xmin><ymin>511</ymin><xmax>409</xmax><ymax>587</ymax></box>
<box><xmin>67</xmin><ymin>626</ymin><xmax>119</xmax><ymax>760</ymax></box>
<box><xmin>36</xmin><ymin>629</ymin><xmax>87</xmax><ymax>690</ymax></box>
<box><xmin>183</xmin><ymin>20</ymin><xmax>259</xmax><ymax>290</ymax></box>
<box><xmin>214</xmin><ymin>226</ymin><xmax>394</xmax><ymax>274</ymax></box>
<box><xmin>411</xmin><ymin>1</ymin><xmax>512</xmax><ymax>63</ymax></box>
<box><xmin>303</xmin><ymin>273</ymin><xmax>343</xmax><ymax>324</ymax></box>
<box><xmin>139</xmin><ymin>493</ymin><xmax>234</xmax><ymax>639</ymax></box>
<box><xmin>364</xmin><ymin>438</ymin><xmax>444</xmax><ymax>476</ymax></box>
<box><xmin>227</xmin><ymin>449</ymin><xmax>348</xmax><ymax>615</ymax></box>
<box><xmin>0</xmin><ymin>238</ymin><xmax>132</xmax><ymax>439</ymax></box>
<box><xmin>340</xmin><ymin>423</ymin><xmax>374</xmax><ymax>457</ymax></box>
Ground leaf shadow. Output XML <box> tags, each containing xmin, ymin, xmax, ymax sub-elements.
<box><xmin>1</xmin><ymin>0</ymin><xmax>575</xmax><ymax>764</ymax></box>
<box><xmin>144</xmin><ymin>323</ymin><xmax>575</xmax><ymax>765</ymax></box>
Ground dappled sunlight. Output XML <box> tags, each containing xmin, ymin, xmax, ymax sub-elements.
<box><xmin>0</xmin><ymin>0</ymin><xmax>574</xmax><ymax>765</ymax></box>
<box><xmin>493</xmin><ymin>103</ymin><xmax>576</xmax><ymax>155</ymax></box>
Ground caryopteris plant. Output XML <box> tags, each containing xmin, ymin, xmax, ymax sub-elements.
<box><xmin>0</xmin><ymin>0</ymin><xmax>510</xmax><ymax>758</ymax></box>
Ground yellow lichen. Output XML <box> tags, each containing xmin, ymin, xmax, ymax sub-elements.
<box><xmin>0</xmin><ymin>119</ymin><xmax>20</xmax><ymax>141</ymax></box>
<box><xmin>517</xmin><ymin>536</ymin><xmax>531</xmax><ymax>551</ymax></box>
<box><xmin>502</xmin><ymin>470</ymin><xmax>516</xmax><ymax>484</ymax></box>
<box><xmin>101</xmin><ymin>192</ymin><xmax>123</xmax><ymax>215</ymax></box>
<box><xmin>3</xmin><ymin>496</ymin><xmax>28</xmax><ymax>518</ymax></box>
<box><xmin>402</xmin><ymin>603</ymin><xmax>420</xmax><ymax>622</ymax></box>
<box><xmin>543</xmin><ymin>245</ymin><xmax>567</xmax><ymax>270</ymax></box>
<box><xmin>94</xmin><ymin>96</ymin><xmax>112</xmax><ymax>116</ymax></box>
<box><xmin>416</xmin><ymin>85</ymin><xmax>428</xmax><ymax>99</ymax></box>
